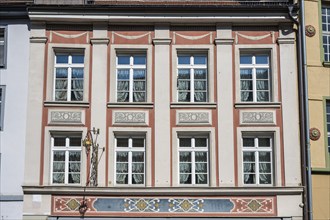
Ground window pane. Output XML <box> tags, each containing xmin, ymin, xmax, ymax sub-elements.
<box><xmin>53</xmin><ymin>173</ymin><xmax>65</xmax><ymax>183</ymax></box>
<box><xmin>257</xmin><ymin>91</ymin><xmax>269</xmax><ymax>102</ymax></box>
<box><xmin>72</xmin><ymin>55</ymin><xmax>84</xmax><ymax>64</ymax></box>
<box><xmin>116</xmin><ymin>174</ymin><xmax>128</xmax><ymax>184</ymax></box>
<box><xmin>133</xmin><ymin>92</ymin><xmax>145</xmax><ymax>102</ymax></box>
<box><xmin>244</xmin><ymin>174</ymin><xmax>255</xmax><ymax>184</ymax></box>
<box><xmin>243</xmin><ymin>152</ymin><xmax>255</xmax><ymax>162</ymax></box>
<box><xmin>132</xmin><ymin>138</ymin><xmax>144</xmax><ymax>147</ymax></box>
<box><xmin>240</xmin><ymin>69</ymin><xmax>252</xmax><ymax>79</ymax></box>
<box><xmin>256</xmin><ymin>80</ymin><xmax>269</xmax><ymax>90</ymax></box>
<box><xmin>240</xmin><ymin>80</ymin><xmax>253</xmax><ymax>90</ymax></box>
<box><xmin>133</xmin><ymin>55</ymin><xmax>146</xmax><ymax>65</ymax></box>
<box><xmin>195</xmin><ymin>174</ymin><xmax>207</xmax><ymax>184</ymax></box>
<box><xmin>70</xmin><ymin>137</ymin><xmax>81</xmax><ymax>146</ymax></box>
<box><xmin>132</xmin><ymin>174</ymin><xmax>144</xmax><ymax>184</ymax></box>
<box><xmin>194</xmin><ymin>69</ymin><xmax>207</xmax><ymax>79</ymax></box>
<box><xmin>178</xmin><ymin>56</ymin><xmax>190</xmax><ymax>65</ymax></box>
<box><xmin>56</xmin><ymin>68</ymin><xmax>68</xmax><ymax>78</ymax></box>
<box><xmin>178</xmin><ymin>81</ymin><xmax>190</xmax><ymax>90</ymax></box>
<box><xmin>195</xmin><ymin>152</ymin><xmax>207</xmax><ymax>162</ymax></box>
<box><xmin>178</xmin><ymin>92</ymin><xmax>190</xmax><ymax>102</ymax></box>
<box><xmin>179</xmin><ymin>163</ymin><xmax>191</xmax><ymax>173</ymax></box>
<box><xmin>258</xmin><ymin>138</ymin><xmax>271</xmax><ymax>147</ymax></box>
<box><xmin>195</xmin><ymin>138</ymin><xmax>207</xmax><ymax>147</ymax></box>
<box><xmin>195</xmin><ymin>163</ymin><xmax>207</xmax><ymax>173</ymax></box>
<box><xmin>117</xmin><ymin>138</ymin><xmax>129</xmax><ymax>147</ymax></box>
<box><xmin>56</xmin><ymin>55</ymin><xmax>68</xmax><ymax>64</ymax></box>
<box><xmin>194</xmin><ymin>55</ymin><xmax>207</xmax><ymax>65</ymax></box>
<box><xmin>240</xmin><ymin>55</ymin><xmax>252</xmax><ymax>64</ymax></box>
<box><xmin>259</xmin><ymin>163</ymin><xmax>271</xmax><ymax>173</ymax></box>
<box><xmin>132</xmin><ymin>152</ymin><xmax>144</xmax><ymax>162</ymax></box>
<box><xmin>69</xmin><ymin>174</ymin><xmax>80</xmax><ymax>184</ymax></box>
<box><xmin>259</xmin><ymin>174</ymin><xmax>271</xmax><ymax>184</ymax></box>
<box><xmin>179</xmin><ymin>152</ymin><xmax>191</xmax><ymax>162</ymax></box>
<box><xmin>241</xmin><ymin>91</ymin><xmax>253</xmax><ymax>102</ymax></box>
<box><xmin>178</xmin><ymin>69</ymin><xmax>190</xmax><ymax>79</ymax></box>
<box><xmin>69</xmin><ymin>162</ymin><xmax>80</xmax><ymax>172</ymax></box>
<box><xmin>116</xmin><ymin>152</ymin><xmax>128</xmax><ymax>162</ymax></box>
<box><xmin>259</xmin><ymin>152</ymin><xmax>271</xmax><ymax>162</ymax></box>
<box><xmin>117</xmin><ymin>69</ymin><xmax>130</xmax><ymax>80</ymax></box>
<box><xmin>118</xmin><ymin>56</ymin><xmax>130</xmax><ymax>65</ymax></box>
<box><xmin>53</xmin><ymin>162</ymin><xmax>65</xmax><ymax>172</ymax></box>
<box><xmin>54</xmin><ymin>137</ymin><xmax>66</xmax><ymax>147</ymax></box>
<box><xmin>256</xmin><ymin>69</ymin><xmax>269</xmax><ymax>79</ymax></box>
<box><xmin>243</xmin><ymin>138</ymin><xmax>255</xmax><ymax>147</ymax></box>
<box><xmin>69</xmin><ymin>151</ymin><xmax>81</xmax><ymax>162</ymax></box>
<box><xmin>243</xmin><ymin>163</ymin><xmax>255</xmax><ymax>172</ymax></box>
<box><xmin>194</xmin><ymin>92</ymin><xmax>206</xmax><ymax>102</ymax></box>
<box><xmin>133</xmin><ymin>69</ymin><xmax>146</xmax><ymax>79</ymax></box>
<box><xmin>72</xmin><ymin>68</ymin><xmax>84</xmax><ymax>78</ymax></box>
<box><xmin>180</xmin><ymin>174</ymin><xmax>191</xmax><ymax>184</ymax></box>
<box><xmin>116</xmin><ymin>163</ymin><xmax>128</xmax><ymax>173</ymax></box>
<box><xmin>179</xmin><ymin>138</ymin><xmax>191</xmax><ymax>147</ymax></box>
<box><xmin>256</xmin><ymin>55</ymin><xmax>269</xmax><ymax>64</ymax></box>
<box><xmin>132</xmin><ymin>163</ymin><xmax>144</xmax><ymax>172</ymax></box>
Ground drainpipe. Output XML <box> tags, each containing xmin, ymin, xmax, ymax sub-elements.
<box><xmin>289</xmin><ymin>1</ymin><xmax>313</xmax><ymax>219</ymax></box>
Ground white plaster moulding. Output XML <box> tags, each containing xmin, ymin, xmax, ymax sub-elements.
<box><xmin>28</xmin><ymin>14</ymin><xmax>290</xmax><ymax>24</ymax></box>
<box><xmin>44</xmin><ymin>101</ymin><xmax>90</xmax><ymax>108</ymax></box>
<box><xmin>235</xmin><ymin>102</ymin><xmax>281</xmax><ymax>109</ymax></box>
<box><xmin>22</xmin><ymin>186</ymin><xmax>304</xmax><ymax>196</ymax></box>
<box><xmin>107</xmin><ymin>102</ymin><xmax>154</xmax><ymax>109</ymax></box>
<box><xmin>90</xmin><ymin>38</ymin><xmax>110</xmax><ymax>45</ymax></box>
<box><xmin>171</xmin><ymin>103</ymin><xmax>217</xmax><ymax>109</ymax></box>
<box><xmin>277</xmin><ymin>37</ymin><xmax>295</xmax><ymax>44</ymax></box>
<box><xmin>214</xmin><ymin>38</ymin><xmax>235</xmax><ymax>45</ymax></box>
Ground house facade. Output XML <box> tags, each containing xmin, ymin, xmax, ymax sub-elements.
<box><xmin>23</xmin><ymin>1</ymin><xmax>304</xmax><ymax>219</ymax></box>
<box><xmin>305</xmin><ymin>0</ymin><xmax>330</xmax><ymax>219</ymax></box>
<box><xmin>0</xmin><ymin>1</ymin><xmax>31</xmax><ymax>219</ymax></box>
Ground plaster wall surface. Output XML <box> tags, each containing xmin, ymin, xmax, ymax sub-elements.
<box><xmin>0</xmin><ymin>21</ymin><xmax>29</xmax><ymax>219</ymax></box>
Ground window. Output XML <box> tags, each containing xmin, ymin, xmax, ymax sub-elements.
<box><xmin>242</xmin><ymin>136</ymin><xmax>273</xmax><ymax>185</ymax></box>
<box><xmin>115</xmin><ymin>136</ymin><xmax>145</xmax><ymax>185</ymax></box>
<box><xmin>51</xmin><ymin>135</ymin><xmax>82</xmax><ymax>184</ymax></box>
<box><xmin>326</xmin><ymin>100</ymin><xmax>330</xmax><ymax>153</ymax></box>
<box><xmin>178</xmin><ymin>136</ymin><xmax>208</xmax><ymax>185</ymax></box>
<box><xmin>177</xmin><ymin>54</ymin><xmax>208</xmax><ymax>102</ymax></box>
<box><xmin>322</xmin><ymin>5</ymin><xmax>330</xmax><ymax>62</ymax></box>
<box><xmin>0</xmin><ymin>86</ymin><xmax>5</xmax><ymax>130</ymax></box>
<box><xmin>0</xmin><ymin>27</ymin><xmax>6</xmax><ymax>68</ymax></box>
<box><xmin>116</xmin><ymin>54</ymin><xmax>146</xmax><ymax>102</ymax></box>
<box><xmin>54</xmin><ymin>53</ymin><xmax>84</xmax><ymax>101</ymax></box>
<box><xmin>240</xmin><ymin>54</ymin><xmax>270</xmax><ymax>102</ymax></box>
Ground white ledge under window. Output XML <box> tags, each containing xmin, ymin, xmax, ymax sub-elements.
<box><xmin>171</xmin><ymin>102</ymin><xmax>217</xmax><ymax>109</ymax></box>
<box><xmin>107</xmin><ymin>102</ymin><xmax>154</xmax><ymax>109</ymax></box>
<box><xmin>44</xmin><ymin>101</ymin><xmax>90</xmax><ymax>108</ymax></box>
<box><xmin>235</xmin><ymin>102</ymin><xmax>281</xmax><ymax>109</ymax></box>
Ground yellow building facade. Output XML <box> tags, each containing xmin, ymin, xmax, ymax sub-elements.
<box><xmin>305</xmin><ymin>0</ymin><xmax>330</xmax><ymax>219</ymax></box>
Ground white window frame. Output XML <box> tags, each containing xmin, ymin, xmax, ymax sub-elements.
<box><xmin>50</xmin><ymin>135</ymin><xmax>82</xmax><ymax>185</ymax></box>
<box><xmin>0</xmin><ymin>86</ymin><xmax>5</xmax><ymax>131</ymax></box>
<box><xmin>242</xmin><ymin>135</ymin><xmax>273</xmax><ymax>186</ymax></box>
<box><xmin>177</xmin><ymin>54</ymin><xmax>208</xmax><ymax>102</ymax></box>
<box><xmin>239</xmin><ymin>53</ymin><xmax>271</xmax><ymax>102</ymax></box>
<box><xmin>115</xmin><ymin>136</ymin><xmax>146</xmax><ymax>186</ymax></box>
<box><xmin>322</xmin><ymin>5</ymin><xmax>330</xmax><ymax>62</ymax></box>
<box><xmin>115</xmin><ymin>54</ymin><xmax>147</xmax><ymax>102</ymax></box>
<box><xmin>53</xmin><ymin>53</ymin><xmax>84</xmax><ymax>101</ymax></box>
<box><xmin>235</xmin><ymin>45</ymin><xmax>278</xmax><ymax>104</ymax></box>
<box><xmin>0</xmin><ymin>27</ymin><xmax>7</xmax><ymax>68</ymax></box>
<box><xmin>178</xmin><ymin>136</ymin><xmax>209</xmax><ymax>186</ymax></box>
<box><xmin>326</xmin><ymin>100</ymin><xmax>330</xmax><ymax>153</ymax></box>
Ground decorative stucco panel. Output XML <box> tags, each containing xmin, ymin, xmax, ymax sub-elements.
<box><xmin>176</xmin><ymin>111</ymin><xmax>211</xmax><ymax>125</ymax></box>
<box><xmin>113</xmin><ymin>111</ymin><xmax>148</xmax><ymax>125</ymax></box>
<box><xmin>240</xmin><ymin>110</ymin><xmax>276</xmax><ymax>125</ymax></box>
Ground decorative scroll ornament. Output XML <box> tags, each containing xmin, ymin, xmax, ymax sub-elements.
<box><xmin>124</xmin><ymin>198</ymin><xmax>160</xmax><ymax>212</ymax></box>
<box><xmin>173</xmin><ymin>32</ymin><xmax>213</xmax><ymax>44</ymax></box>
<box><xmin>309</xmin><ymin>127</ymin><xmax>321</xmax><ymax>141</ymax></box>
<box><xmin>241</xmin><ymin>112</ymin><xmax>274</xmax><ymax>124</ymax></box>
<box><xmin>168</xmin><ymin>199</ymin><xmax>204</xmax><ymax>212</ymax></box>
<box><xmin>305</xmin><ymin>25</ymin><xmax>316</xmax><ymax>37</ymax></box>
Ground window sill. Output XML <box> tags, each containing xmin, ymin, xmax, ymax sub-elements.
<box><xmin>323</xmin><ymin>62</ymin><xmax>330</xmax><ymax>67</ymax></box>
<box><xmin>44</xmin><ymin>101</ymin><xmax>90</xmax><ymax>108</ymax></box>
<box><xmin>235</xmin><ymin>102</ymin><xmax>281</xmax><ymax>109</ymax></box>
<box><xmin>108</xmin><ymin>102</ymin><xmax>154</xmax><ymax>109</ymax></box>
<box><xmin>171</xmin><ymin>102</ymin><xmax>217</xmax><ymax>109</ymax></box>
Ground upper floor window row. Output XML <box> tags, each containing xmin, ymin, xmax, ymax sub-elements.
<box><xmin>52</xmin><ymin>49</ymin><xmax>276</xmax><ymax>104</ymax></box>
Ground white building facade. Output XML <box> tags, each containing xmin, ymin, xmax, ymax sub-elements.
<box><xmin>0</xmin><ymin>2</ymin><xmax>31</xmax><ymax>220</ymax></box>
<box><xmin>23</xmin><ymin>1</ymin><xmax>304</xmax><ymax>219</ymax></box>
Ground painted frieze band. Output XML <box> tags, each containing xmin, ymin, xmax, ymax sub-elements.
<box><xmin>177</xmin><ymin>111</ymin><xmax>211</xmax><ymax>125</ymax></box>
<box><xmin>113</xmin><ymin>111</ymin><xmax>148</xmax><ymax>125</ymax></box>
<box><xmin>240</xmin><ymin>110</ymin><xmax>276</xmax><ymax>125</ymax></box>
<box><xmin>49</xmin><ymin>110</ymin><xmax>83</xmax><ymax>124</ymax></box>
<box><xmin>53</xmin><ymin>196</ymin><xmax>276</xmax><ymax>216</ymax></box>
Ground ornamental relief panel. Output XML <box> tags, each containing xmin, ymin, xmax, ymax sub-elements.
<box><xmin>49</xmin><ymin>110</ymin><xmax>83</xmax><ymax>124</ymax></box>
<box><xmin>113</xmin><ymin>111</ymin><xmax>148</xmax><ymax>125</ymax></box>
<box><xmin>240</xmin><ymin>111</ymin><xmax>275</xmax><ymax>125</ymax></box>
<box><xmin>177</xmin><ymin>111</ymin><xmax>211</xmax><ymax>125</ymax></box>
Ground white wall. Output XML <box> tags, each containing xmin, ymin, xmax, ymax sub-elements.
<box><xmin>0</xmin><ymin>21</ymin><xmax>30</xmax><ymax>220</ymax></box>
